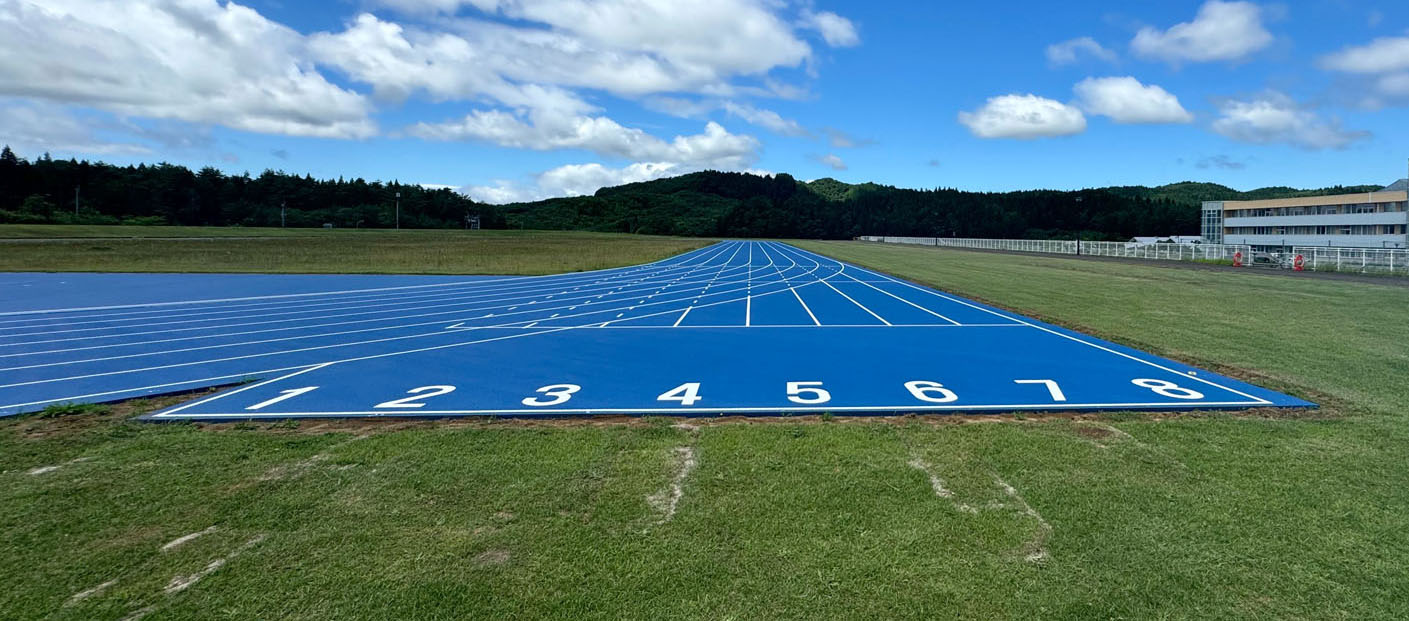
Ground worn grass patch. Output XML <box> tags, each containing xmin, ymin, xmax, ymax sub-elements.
<box><xmin>2</xmin><ymin>241</ymin><xmax>1407</xmax><ymax>619</ymax></box>
<box><xmin>0</xmin><ymin>228</ymin><xmax>712</xmax><ymax>275</ymax></box>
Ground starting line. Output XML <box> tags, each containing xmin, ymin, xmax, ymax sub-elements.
<box><xmin>0</xmin><ymin>241</ymin><xmax>1312</xmax><ymax>419</ymax></box>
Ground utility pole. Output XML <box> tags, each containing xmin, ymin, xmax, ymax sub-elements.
<box><xmin>74</xmin><ymin>185</ymin><xmax>79</xmax><ymax>217</ymax></box>
<box><xmin>280</xmin><ymin>201</ymin><xmax>286</xmax><ymax>228</ymax></box>
<box><xmin>395</xmin><ymin>192</ymin><xmax>401</xmax><ymax>230</ymax></box>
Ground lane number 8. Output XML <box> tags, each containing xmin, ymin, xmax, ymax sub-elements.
<box><xmin>1131</xmin><ymin>378</ymin><xmax>1204</xmax><ymax>400</ymax></box>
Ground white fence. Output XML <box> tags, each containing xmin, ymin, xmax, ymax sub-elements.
<box><xmin>1291</xmin><ymin>247</ymin><xmax>1409</xmax><ymax>276</ymax></box>
<box><xmin>856</xmin><ymin>236</ymin><xmax>1251</xmax><ymax>265</ymax></box>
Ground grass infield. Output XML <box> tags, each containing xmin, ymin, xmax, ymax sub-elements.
<box><xmin>2</xmin><ymin>239</ymin><xmax>1407</xmax><ymax>619</ymax></box>
<box><xmin>0</xmin><ymin>227</ymin><xmax>713</xmax><ymax>275</ymax></box>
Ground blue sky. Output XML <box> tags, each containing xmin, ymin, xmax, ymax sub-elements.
<box><xmin>2</xmin><ymin>1</ymin><xmax>1407</xmax><ymax>202</ymax></box>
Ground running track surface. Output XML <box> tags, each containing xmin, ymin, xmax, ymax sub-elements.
<box><xmin>0</xmin><ymin>241</ymin><xmax>1312</xmax><ymax>420</ymax></box>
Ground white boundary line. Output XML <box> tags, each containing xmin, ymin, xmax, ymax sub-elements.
<box><xmin>151</xmin><ymin>400</ymin><xmax>1272</xmax><ymax>419</ymax></box>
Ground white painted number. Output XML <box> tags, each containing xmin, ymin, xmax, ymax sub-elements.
<box><xmin>904</xmin><ymin>380</ymin><xmax>958</xmax><ymax>403</ymax></box>
<box><xmin>245</xmin><ymin>386</ymin><xmax>319</xmax><ymax>411</ymax></box>
<box><xmin>657</xmin><ymin>382</ymin><xmax>703</xmax><ymax>406</ymax></box>
<box><xmin>374</xmin><ymin>385</ymin><xmax>456</xmax><ymax>409</ymax></box>
<box><xmin>1014</xmin><ymin>379</ymin><xmax>1067</xmax><ymax>402</ymax></box>
<box><xmin>1131</xmin><ymin>378</ymin><xmax>1204</xmax><ymax>400</ymax></box>
<box><xmin>786</xmin><ymin>381</ymin><xmax>831</xmax><ymax>405</ymax></box>
<box><xmin>522</xmin><ymin>384</ymin><xmax>581</xmax><ymax>407</ymax></box>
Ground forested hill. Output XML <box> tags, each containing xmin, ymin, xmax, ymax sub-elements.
<box><xmin>0</xmin><ymin>146</ymin><xmax>1375</xmax><ymax>240</ymax></box>
<box><xmin>498</xmin><ymin>172</ymin><xmax>1377</xmax><ymax>240</ymax></box>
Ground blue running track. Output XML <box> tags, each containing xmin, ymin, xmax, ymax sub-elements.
<box><xmin>0</xmin><ymin>241</ymin><xmax>1313</xmax><ymax>420</ymax></box>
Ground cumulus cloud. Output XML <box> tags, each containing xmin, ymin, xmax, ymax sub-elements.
<box><xmin>410</xmin><ymin>112</ymin><xmax>759</xmax><ymax>169</ymax></box>
<box><xmin>1320</xmin><ymin>36</ymin><xmax>1409</xmax><ymax>74</ymax></box>
<box><xmin>811</xmin><ymin>153</ymin><xmax>847</xmax><ymax>171</ymax></box>
<box><xmin>0</xmin><ymin>0</ymin><xmax>375</xmax><ymax>139</ymax></box>
<box><xmin>957</xmin><ymin>95</ymin><xmax>1086</xmax><ymax>139</ymax></box>
<box><xmin>1046</xmin><ymin>37</ymin><xmax>1117</xmax><ymax>66</ymax></box>
<box><xmin>800</xmin><ymin>10</ymin><xmax>860</xmax><ymax>47</ymax></box>
<box><xmin>467</xmin><ymin>161</ymin><xmax>680</xmax><ymax>203</ymax></box>
<box><xmin>1132</xmin><ymin>1</ymin><xmax>1272</xmax><ymax>64</ymax></box>
<box><xmin>645</xmin><ymin>98</ymin><xmax>808</xmax><ymax>137</ymax></box>
<box><xmin>0</xmin><ymin>101</ymin><xmax>150</xmax><ymax>156</ymax></box>
<box><xmin>1211</xmin><ymin>93</ymin><xmax>1368</xmax><ymax>150</ymax></box>
<box><xmin>1073</xmin><ymin>77</ymin><xmax>1192</xmax><ymax>124</ymax></box>
<box><xmin>1319</xmin><ymin>36</ymin><xmax>1409</xmax><ymax>101</ymax></box>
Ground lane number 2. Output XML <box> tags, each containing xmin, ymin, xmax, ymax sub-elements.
<box><xmin>374</xmin><ymin>385</ymin><xmax>456</xmax><ymax>409</ymax></box>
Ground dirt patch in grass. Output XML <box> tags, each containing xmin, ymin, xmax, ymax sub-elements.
<box><xmin>473</xmin><ymin>549</ymin><xmax>511</xmax><ymax>567</ymax></box>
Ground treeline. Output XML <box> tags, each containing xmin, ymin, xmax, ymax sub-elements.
<box><xmin>0</xmin><ymin>146</ymin><xmax>1370</xmax><ymax>240</ymax></box>
<box><xmin>0</xmin><ymin>146</ymin><xmax>500</xmax><ymax>229</ymax></box>
<box><xmin>501</xmin><ymin>171</ymin><xmax>1196</xmax><ymax>240</ymax></box>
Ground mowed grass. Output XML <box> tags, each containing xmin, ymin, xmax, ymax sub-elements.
<box><xmin>3</xmin><ymin>241</ymin><xmax>1409</xmax><ymax>619</ymax></box>
<box><xmin>0</xmin><ymin>228</ymin><xmax>713</xmax><ymax>275</ymax></box>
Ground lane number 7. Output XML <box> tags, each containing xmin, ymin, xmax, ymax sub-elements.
<box><xmin>1013</xmin><ymin>379</ymin><xmax>1067</xmax><ymax>402</ymax></box>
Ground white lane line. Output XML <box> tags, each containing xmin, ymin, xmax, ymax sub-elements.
<box><xmin>0</xmin><ymin>248</ymin><xmax>758</xmax><ymax>353</ymax></box>
<box><xmin>0</xmin><ymin>243</ymin><xmax>743</xmax><ymax>340</ymax></box>
<box><xmin>840</xmin><ymin>272</ymin><xmax>961</xmax><ymax>325</ymax></box>
<box><xmin>0</xmin><ymin>241</ymin><xmax>731</xmax><ymax>319</ymax></box>
<box><xmin>2</xmin><ymin>243</ymin><xmax>823</xmax><ymax>408</ymax></box>
<box><xmin>791</xmin><ymin>288</ymin><xmax>821</xmax><ymax>326</ymax></box>
<box><xmin>786</xmin><ymin>243</ymin><xmax>1273</xmax><ymax>405</ymax></box>
<box><xmin>820</xmin><ymin>280</ymin><xmax>892</xmax><ymax>326</ymax></box>
<box><xmin>673</xmin><ymin>307</ymin><xmax>693</xmax><ymax>327</ymax></box>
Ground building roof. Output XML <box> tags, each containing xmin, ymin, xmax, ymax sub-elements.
<box><xmin>1211</xmin><ymin>186</ymin><xmax>1409</xmax><ymax>209</ymax></box>
<box><xmin>1383</xmin><ymin>179</ymin><xmax>1409</xmax><ymax>192</ymax></box>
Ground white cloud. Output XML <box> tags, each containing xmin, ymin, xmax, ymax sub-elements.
<box><xmin>812</xmin><ymin>153</ymin><xmax>846</xmax><ymax>171</ymax></box>
<box><xmin>410</xmin><ymin>112</ymin><xmax>759</xmax><ymax>169</ymax></box>
<box><xmin>0</xmin><ymin>101</ymin><xmax>150</xmax><ymax>156</ymax></box>
<box><xmin>1074</xmin><ymin>77</ymin><xmax>1192</xmax><ymax>124</ymax></box>
<box><xmin>1380</xmin><ymin>73</ymin><xmax>1409</xmax><ymax>97</ymax></box>
<box><xmin>0</xmin><ymin>0</ymin><xmax>375</xmax><ymax>139</ymax></box>
<box><xmin>719</xmin><ymin>102</ymin><xmax>809</xmax><ymax>137</ymax></box>
<box><xmin>957</xmin><ymin>95</ymin><xmax>1086</xmax><ymax>139</ymax></box>
<box><xmin>800</xmin><ymin>10</ymin><xmax>860</xmax><ymax>47</ymax></box>
<box><xmin>416</xmin><ymin>0</ymin><xmax>815</xmax><ymax>77</ymax></box>
<box><xmin>645</xmin><ymin>98</ymin><xmax>808</xmax><ymax>137</ymax></box>
<box><xmin>1320</xmin><ymin>36</ymin><xmax>1409</xmax><ymax>74</ymax></box>
<box><xmin>466</xmin><ymin>161</ymin><xmax>683</xmax><ymax>203</ymax></box>
<box><xmin>1211</xmin><ymin>93</ymin><xmax>1368</xmax><ymax>150</ymax></box>
<box><xmin>1132</xmin><ymin>1</ymin><xmax>1272</xmax><ymax>64</ymax></box>
<box><xmin>1046</xmin><ymin>37</ymin><xmax>1117</xmax><ymax>66</ymax></box>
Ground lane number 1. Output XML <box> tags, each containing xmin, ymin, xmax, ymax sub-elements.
<box><xmin>245</xmin><ymin>386</ymin><xmax>319</xmax><ymax>411</ymax></box>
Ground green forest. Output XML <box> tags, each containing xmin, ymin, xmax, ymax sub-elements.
<box><xmin>0</xmin><ymin>146</ymin><xmax>1377</xmax><ymax>240</ymax></box>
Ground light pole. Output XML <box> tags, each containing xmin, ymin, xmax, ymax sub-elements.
<box><xmin>280</xmin><ymin>201</ymin><xmax>286</xmax><ymax>228</ymax></box>
<box><xmin>395</xmin><ymin>192</ymin><xmax>401</xmax><ymax>230</ymax></box>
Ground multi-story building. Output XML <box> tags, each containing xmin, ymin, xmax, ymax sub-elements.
<box><xmin>1202</xmin><ymin>178</ymin><xmax>1409</xmax><ymax>252</ymax></box>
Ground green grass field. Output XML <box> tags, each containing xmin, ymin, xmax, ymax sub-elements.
<box><xmin>0</xmin><ymin>227</ymin><xmax>712</xmax><ymax>275</ymax></box>
<box><xmin>3</xmin><ymin>239</ymin><xmax>1407</xmax><ymax>619</ymax></box>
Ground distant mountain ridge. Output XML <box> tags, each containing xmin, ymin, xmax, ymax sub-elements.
<box><xmin>498</xmin><ymin>171</ymin><xmax>1379</xmax><ymax>240</ymax></box>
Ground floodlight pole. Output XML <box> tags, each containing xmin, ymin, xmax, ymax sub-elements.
<box><xmin>280</xmin><ymin>201</ymin><xmax>286</xmax><ymax>228</ymax></box>
<box><xmin>74</xmin><ymin>186</ymin><xmax>79</xmax><ymax>217</ymax></box>
<box><xmin>395</xmin><ymin>192</ymin><xmax>401</xmax><ymax>230</ymax></box>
